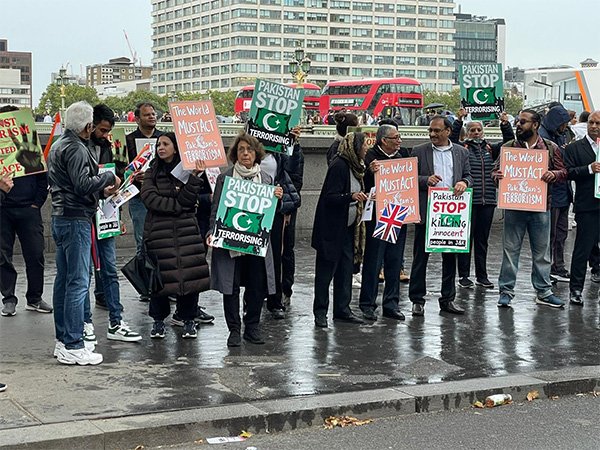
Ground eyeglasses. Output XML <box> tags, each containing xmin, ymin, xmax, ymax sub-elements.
<box><xmin>517</xmin><ymin>119</ymin><xmax>533</xmax><ymax>125</ymax></box>
<box><xmin>428</xmin><ymin>128</ymin><xmax>447</xmax><ymax>134</ymax></box>
<box><xmin>384</xmin><ymin>135</ymin><xmax>401</xmax><ymax>140</ymax></box>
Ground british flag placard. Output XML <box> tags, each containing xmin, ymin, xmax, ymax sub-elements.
<box><xmin>372</xmin><ymin>203</ymin><xmax>408</xmax><ymax>244</ymax></box>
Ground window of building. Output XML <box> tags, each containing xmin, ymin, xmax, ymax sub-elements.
<box><xmin>374</xmin><ymin>68</ymin><xmax>394</xmax><ymax>77</ymax></box>
<box><xmin>354</xmin><ymin>42</ymin><xmax>373</xmax><ymax>51</ymax></box>
<box><xmin>352</xmin><ymin>68</ymin><xmax>372</xmax><ymax>77</ymax></box>
<box><xmin>352</xmin><ymin>54</ymin><xmax>372</xmax><ymax>64</ymax></box>
<box><xmin>260</xmin><ymin>37</ymin><xmax>282</xmax><ymax>46</ymax></box>
<box><xmin>330</xmin><ymin>40</ymin><xmax>350</xmax><ymax>49</ymax></box>
<box><xmin>375</xmin><ymin>29</ymin><xmax>394</xmax><ymax>39</ymax></box>
<box><xmin>418</xmin><ymin>32</ymin><xmax>437</xmax><ymax>40</ymax></box>
<box><xmin>307</xmin><ymin>25</ymin><xmax>327</xmax><ymax>34</ymax></box>
<box><xmin>260</xmin><ymin>50</ymin><xmax>282</xmax><ymax>60</ymax></box>
<box><xmin>283</xmin><ymin>38</ymin><xmax>304</xmax><ymax>47</ymax></box>
<box><xmin>418</xmin><ymin>19</ymin><xmax>437</xmax><ymax>27</ymax></box>
<box><xmin>417</xmin><ymin>70</ymin><xmax>437</xmax><ymax>79</ymax></box>
<box><xmin>330</xmin><ymin>1</ymin><xmax>350</xmax><ymax>8</ymax></box>
<box><xmin>396</xmin><ymin>56</ymin><xmax>416</xmax><ymax>65</ymax></box>
<box><xmin>284</xmin><ymin>24</ymin><xmax>305</xmax><ymax>33</ymax></box>
<box><xmin>396</xmin><ymin>30</ymin><xmax>416</xmax><ymax>39</ymax></box>
<box><xmin>330</xmin><ymin>67</ymin><xmax>350</xmax><ymax>76</ymax></box>
<box><xmin>395</xmin><ymin>69</ymin><xmax>415</xmax><ymax>77</ymax></box>
<box><xmin>396</xmin><ymin>3</ymin><xmax>416</xmax><ymax>13</ymax></box>
<box><xmin>397</xmin><ymin>17</ymin><xmax>416</xmax><ymax>27</ymax></box>
<box><xmin>306</xmin><ymin>12</ymin><xmax>327</xmax><ymax>21</ymax></box>
<box><xmin>418</xmin><ymin>5</ymin><xmax>437</xmax><ymax>14</ymax></box>
<box><xmin>306</xmin><ymin>39</ymin><xmax>327</xmax><ymax>48</ymax></box>
<box><xmin>375</xmin><ymin>16</ymin><xmax>394</xmax><ymax>25</ymax></box>
<box><xmin>353</xmin><ymin>2</ymin><xmax>372</xmax><ymax>11</ymax></box>
<box><xmin>352</xmin><ymin>28</ymin><xmax>372</xmax><ymax>37</ymax></box>
<box><xmin>374</xmin><ymin>2</ymin><xmax>393</xmax><ymax>12</ymax></box>
<box><xmin>261</xmin><ymin>23</ymin><xmax>281</xmax><ymax>32</ymax></box>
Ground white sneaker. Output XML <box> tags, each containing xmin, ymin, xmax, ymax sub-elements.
<box><xmin>53</xmin><ymin>341</ymin><xmax>65</xmax><ymax>358</ymax></box>
<box><xmin>83</xmin><ymin>322</ymin><xmax>97</xmax><ymax>344</ymax></box>
<box><xmin>57</xmin><ymin>347</ymin><xmax>103</xmax><ymax>366</ymax></box>
<box><xmin>352</xmin><ymin>273</ymin><xmax>362</xmax><ymax>289</ymax></box>
<box><xmin>107</xmin><ymin>321</ymin><xmax>142</xmax><ymax>342</ymax></box>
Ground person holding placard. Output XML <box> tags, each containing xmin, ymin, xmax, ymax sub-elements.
<box><xmin>208</xmin><ymin>133</ymin><xmax>283</xmax><ymax>347</ymax></box>
<box><xmin>563</xmin><ymin>110</ymin><xmax>600</xmax><ymax>305</ymax></box>
<box><xmin>492</xmin><ymin>109</ymin><xmax>567</xmax><ymax>309</ymax></box>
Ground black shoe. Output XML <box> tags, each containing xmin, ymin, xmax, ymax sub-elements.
<box><xmin>333</xmin><ymin>314</ymin><xmax>364</xmax><ymax>324</ymax></box>
<box><xmin>150</xmin><ymin>320</ymin><xmax>166</xmax><ymax>339</ymax></box>
<box><xmin>362</xmin><ymin>309</ymin><xmax>377</xmax><ymax>321</ymax></box>
<box><xmin>227</xmin><ymin>331</ymin><xmax>241</xmax><ymax>347</ymax></box>
<box><xmin>243</xmin><ymin>329</ymin><xmax>265</xmax><ymax>344</ymax></box>
<box><xmin>458</xmin><ymin>277</ymin><xmax>474</xmax><ymax>288</ymax></box>
<box><xmin>182</xmin><ymin>320</ymin><xmax>197</xmax><ymax>338</ymax></box>
<box><xmin>0</xmin><ymin>382</ymin><xmax>6</xmax><ymax>392</ymax></box>
<box><xmin>570</xmin><ymin>291</ymin><xmax>583</xmax><ymax>306</ymax></box>
<box><xmin>196</xmin><ymin>306</ymin><xmax>215</xmax><ymax>324</ymax></box>
<box><xmin>440</xmin><ymin>301</ymin><xmax>465</xmax><ymax>315</ymax></box>
<box><xmin>271</xmin><ymin>308</ymin><xmax>285</xmax><ymax>320</ymax></box>
<box><xmin>475</xmin><ymin>278</ymin><xmax>494</xmax><ymax>289</ymax></box>
<box><xmin>314</xmin><ymin>316</ymin><xmax>328</xmax><ymax>328</ymax></box>
<box><xmin>411</xmin><ymin>303</ymin><xmax>425</xmax><ymax>316</ymax></box>
<box><xmin>382</xmin><ymin>309</ymin><xmax>406</xmax><ymax>320</ymax></box>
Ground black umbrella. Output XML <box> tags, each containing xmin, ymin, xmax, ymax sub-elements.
<box><xmin>423</xmin><ymin>102</ymin><xmax>445</xmax><ymax>110</ymax></box>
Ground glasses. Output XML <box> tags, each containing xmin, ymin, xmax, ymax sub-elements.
<box><xmin>428</xmin><ymin>128</ymin><xmax>447</xmax><ymax>134</ymax></box>
<box><xmin>384</xmin><ymin>135</ymin><xmax>401</xmax><ymax>140</ymax></box>
<box><xmin>517</xmin><ymin>118</ymin><xmax>533</xmax><ymax>125</ymax></box>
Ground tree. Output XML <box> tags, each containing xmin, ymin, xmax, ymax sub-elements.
<box><xmin>423</xmin><ymin>88</ymin><xmax>461</xmax><ymax>113</ymax></box>
<box><xmin>175</xmin><ymin>90</ymin><xmax>237</xmax><ymax>116</ymax></box>
<box><xmin>102</xmin><ymin>90</ymin><xmax>168</xmax><ymax>116</ymax></box>
<box><xmin>503</xmin><ymin>92</ymin><xmax>524</xmax><ymax>116</ymax></box>
<box><xmin>36</xmin><ymin>83</ymin><xmax>99</xmax><ymax>115</ymax></box>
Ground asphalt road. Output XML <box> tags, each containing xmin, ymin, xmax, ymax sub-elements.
<box><xmin>155</xmin><ymin>394</ymin><xmax>600</xmax><ymax>450</ymax></box>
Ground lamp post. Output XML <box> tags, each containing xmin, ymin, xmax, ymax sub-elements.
<box><xmin>56</xmin><ymin>67</ymin><xmax>67</xmax><ymax>125</ymax></box>
<box><xmin>288</xmin><ymin>47</ymin><xmax>311</xmax><ymax>88</ymax></box>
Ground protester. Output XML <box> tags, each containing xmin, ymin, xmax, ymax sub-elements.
<box><xmin>571</xmin><ymin>111</ymin><xmax>589</xmax><ymax>141</ymax></box>
<box><xmin>0</xmin><ymin>105</ymin><xmax>50</xmax><ymax>317</ymax></box>
<box><xmin>312</xmin><ymin>132</ymin><xmax>368</xmax><ymax>328</ymax></box>
<box><xmin>0</xmin><ymin>173</ymin><xmax>14</xmax><ymax>390</ymax></box>
<box><xmin>326</xmin><ymin>112</ymin><xmax>359</xmax><ymax>165</ymax></box>
<box><xmin>208</xmin><ymin>133</ymin><xmax>283</xmax><ymax>347</ymax></box>
<box><xmin>492</xmin><ymin>109</ymin><xmax>566</xmax><ymax>309</ymax></box>
<box><xmin>140</xmin><ymin>132</ymin><xmax>210</xmax><ymax>339</ymax></box>
<box><xmin>563</xmin><ymin>110</ymin><xmax>600</xmax><ymax>305</ymax></box>
<box><xmin>48</xmin><ymin>101</ymin><xmax>120</xmax><ymax>365</ymax></box>
<box><xmin>450</xmin><ymin>108</ymin><xmax>515</xmax><ymax>289</ymax></box>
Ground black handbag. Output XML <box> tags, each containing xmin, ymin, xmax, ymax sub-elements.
<box><xmin>121</xmin><ymin>248</ymin><xmax>163</xmax><ymax>297</ymax></box>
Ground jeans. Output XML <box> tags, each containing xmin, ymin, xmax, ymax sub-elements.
<box><xmin>0</xmin><ymin>207</ymin><xmax>45</xmax><ymax>306</ymax></box>
<box><xmin>128</xmin><ymin>197</ymin><xmax>147</xmax><ymax>256</ymax></box>
<box><xmin>84</xmin><ymin>237</ymin><xmax>122</xmax><ymax>326</ymax></box>
<box><xmin>498</xmin><ymin>210</ymin><xmax>553</xmax><ymax>299</ymax></box>
<box><xmin>52</xmin><ymin>217</ymin><xmax>92</xmax><ymax>350</ymax></box>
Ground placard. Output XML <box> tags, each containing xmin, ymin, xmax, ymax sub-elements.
<box><xmin>498</xmin><ymin>147</ymin><xmax>548</xmax><ymax>212</ymax></box>
<box><xmin>459</xmin><ymin>63</ymin><xmax>504</xmax><ymax>121</ymax></box>
<box><xmin>425</xmin><ymin>187</ymin><xmax>472</xmax><ymax>253</ymax></box>
<box><xmin>211</xmin><ymin>176</ymin><xmax>278</xmax><ymax>257</ymax></box>
<box><xmin>96</xmin><ymin>163</ymin><xmax>121</xmax><ymax>240</ymax></box>
<box><xmin>374</xmin><ymin>157</ymin><xmax>420</xmax><ymax>223</ymax></box>
<box><xmin>0</xmin><ymin>108</ymin><xmax>47</xmax><ymax>178</ymax></box>
<box><xmin>169</xmin><ymin>100</ymin><xmax>227</xmax><ymax>169</ymax></box>
<box><xmin>246</xmin><ymin>79</ymin><xmax>304</xmax><ymax>154</ymax></box>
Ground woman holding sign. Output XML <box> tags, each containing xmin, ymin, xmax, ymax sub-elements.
<box><xmin>141</xmin><ymin>132</ymin><xmax>210</xmax><ymax>340</ymax></box>
<box><xmin>208</xmin><ymin>133</ymin><xmax>283</xmax><ymax>347</ymax></box>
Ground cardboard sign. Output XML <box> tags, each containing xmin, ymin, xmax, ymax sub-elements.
<box><xmin>211</xmin><ymin>176</ymin><xmax>278</xmax><ymax>257</ymax></box>
<box><xmin>374</xmin><ymin>157</ymin><xmax>420</xmax><ymax>223</ymax></box>
<box><xmin>96</xmin><ymin>163</ymin><xmax>121</xmax><ymax>240</ymax></box>
<box><xmin>169</xmin><ymin>100</ymin><xmax>227</xmax><ymax>169</ymax></box>
<box><xmin>246</xmin><ymin>79</ymin><xmax>304</xmax><ymax>154</ymax></box>
<box><xmin>498</xmin><ymin>147</ymin><xmax>548</xmax><ymax>212</ymax></box>
<box><xmin>459</xmin><ymin>63</ymin><xmax>504</xmax><ymax>121</ymax></box>
<box><xmin>425</xmin><ymin>188</ymin><xmax>472</xmax><ymax>253</ymax></box>
<box><xmin>0</xmin><ymin>108</ymin><xmax>47</xmax><ymax>178</ymax></box>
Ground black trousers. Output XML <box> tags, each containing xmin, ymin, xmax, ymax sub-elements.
<box><xmin>266</xmin><ymin>213</ymin><xmax>285</xmax><ymax>311</ymax></box>
<box><xmin>313</xmin><ymin>225</ymin><xmax>354</xmax><ymax>320</ymax></box>
<box><xmin>409</xmin><ymin>224</ymin><xmax>457</xmax><ymax>305</ymax></box>
<box><xmin>550</xmin><ymin>205</ymin><xmax>570</xmax><ymax>275</ymax></box>
<box><xmin>0</xmin><ymin>207</ymin><xmax>45</xmax><ymax>305</ymax></box>
<box><xmin>589</xmin><ymin>244</ymin><xmax>600</xmax><ymax>274</ymax></box>
<box><xmin>223</xmin><ymin>255</ymin><xmax>267</xmax><ymax>333</ymax></box>
<box><xmin>281</xmin><ymin>209</ymin><xmax>297</xmax><ymax>298</ymax></box>
<box><xmin>569</xmin><ymin>211</ymin><xmax>600</xmax><ymax>293</ymax></box>
<box><xmin>150</xmin><ymin>293</ymin><xmax>198</xmax><ymax>321</ymax></box>
<box><xmin>457</xmin><ymin>204</ymin><xmax>495</xmax><ymax>281</ymax></box>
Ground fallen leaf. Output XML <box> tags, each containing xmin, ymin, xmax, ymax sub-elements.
<box><xmin>527</xmin><ymin>390</ymin><xmax>539</xmax><ymax>402</ymax></box>
<box><xmin>593</xmin><ymin>391</ymin><xmax>599</xmax><ymax>398</ymax></box>
<box><xmin>324</xmin><ymin>415</ymin><xmax>373</xmax><ymax>429</ymax></box>
<box><xmin>472</xmin><ymin>401</ymin><xmax>484</xmax><ymax>408</ymax></box>
<box><xmin>239</xmin><ymin>431</ymin><xmax>253</xmax><ymax>438</ymax></box>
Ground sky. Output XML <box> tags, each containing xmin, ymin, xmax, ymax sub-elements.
<box><xmin>2</xmin><ymin>0</ymin><xmax>598</xmax><ymax>106</ymax></box>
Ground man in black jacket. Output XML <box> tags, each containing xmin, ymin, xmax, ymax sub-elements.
<box><xmin>0</xmin><ymin>105</ymin><xmax>50</xmax><ymax>317</ymax></box>
<box><xmin>0</xmin><ymin>173</ymin><xmax>13</xmax><ymax>392</ymax></box>
<box><xmin>48</xmin><ymin>101</ymin><xmax>120</xmax><ymax>365</ymax></box>
<box><xmin>563</xmin><ymin>110</ymin><xmax>600</xmax><ymax>305</ymax></box>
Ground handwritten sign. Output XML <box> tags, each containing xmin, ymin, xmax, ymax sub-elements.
<box><xmin>425</xmin><ymin>188</ymin><xmax>472</xmax><ymax>253</ymax></box>
<box><xmin>170</xmin><ymin>100</ymin><xmax>227</xmax><ymax>169</ymax></box>
<box><xmin>374</xmin><ymin>157</ymin><xmax>420</xmax><ymax>223</ymax></box>
<box><xmin>498</xmin><ymin>147</ymin><xmax>548</xmax><ymax>212</ymax></box>
<box><xmin>459</xmin><ymin>63</ymin><xmax>504</xmax><ymax>121</ymax></box>
<box><xmin>0</xmin><ymin>108</ymin><xmax>47</xmax><ymax>178</ymax></box>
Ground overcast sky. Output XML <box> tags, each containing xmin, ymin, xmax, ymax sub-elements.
<box><xmin>2</xmin><ymin>0</ymin><xmax>597</xmax><ymax>106</ymax></box>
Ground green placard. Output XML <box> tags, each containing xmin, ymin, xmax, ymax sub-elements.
<box><xmin>0</xmin><ymin>108</ymin><xmax>47</xmax><ymax>178</ymax></box>
<box><xmin>246</xmin><ymin>79</ymin><xmax>304</xmax><ymax>154</ymax></box>
<box><xmin>212</xmin><ymin>176</ymin><xmax>278</xmax><ymax>257</ymax></box>
<box><xmin>96</xmin><ymin>163</ymin><xmax>122</xmax><ymax>240</ymax></box>
<box><xmin>458</xmin><ymin>63</ymin><xmax>504</xmax><ymax>121</ymax></box>
<box><xmin>425</xmin><ymin>187</ymin><xmax>472</xmax><ymax>253</ymax></box>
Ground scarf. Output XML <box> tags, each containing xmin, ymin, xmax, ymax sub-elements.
<box><xmin>338</xmin><ymin>133</ymin><xmax>366</xmax><ymax>265</ymax></box>
<box><xmin>229</xmin><ymin>162</ymin><xmax>262</xmax><ymax>258</ymax></box>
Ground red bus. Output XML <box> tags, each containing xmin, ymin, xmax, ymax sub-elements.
<box><xmin>235</xmin><ymin>82</ymin><xmax>322</xmax><ymax>116</ymax></box>
<box><xmin>320</xmin><ymin>77</ymin><xmax>423</xmax><ymax>125</ymax></box>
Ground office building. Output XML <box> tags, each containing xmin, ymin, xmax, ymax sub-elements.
<box><xmin>86</xmin><ymin>57</ymin><xmax>152</xmax><ymax>87</ymax></box>
<box><xmin>0</xmin><ymin>39</ymin><xmax>32</xmax><ymax>107</ymax></box>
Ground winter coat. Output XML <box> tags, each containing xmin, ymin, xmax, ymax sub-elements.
<box><xmin>140</xmin><ymin>160</ymin><xmax>210</xmax><ymax>297</ymax></box>
<box><xmin>272</xmin><ymin>153</ymin><xmax>301</xmax><ymax>215</ymax></box>
<box><xmin>208</xmin><ymin>167</ymin><xmax>276</xmax><ymax>296</ymax></box>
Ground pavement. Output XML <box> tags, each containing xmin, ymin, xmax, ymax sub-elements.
<box><xmin>1</xmin><ymin>224</ymin><xmax>599</xmax><ymax>449</ymax></box>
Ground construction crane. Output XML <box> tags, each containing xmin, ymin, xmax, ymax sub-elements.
<box><xmin>123</xmin><ymin>29</ymin><xmax>140</xmax><ymax>66</ymax></box>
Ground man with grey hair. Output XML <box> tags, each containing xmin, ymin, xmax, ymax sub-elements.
<box><xmin>48</xmin><ymin>101</ymin><xmax>121</xmax><ymax>365</ymax></box>
<box><xmin>358</xmin><ymin>123</ymin><xmax>410</xmax><ymax>321</ymax></box>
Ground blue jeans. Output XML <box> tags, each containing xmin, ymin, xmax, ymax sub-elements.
<box><xmin>52</xmin><ymin>217</ymin><xmax>92</xmax><ymax>350</ymax></box>
<box><xmin>128</xmin><ymin>197</ymin><xmax>147</xmax><ymax>256</ymax></box>
<box><xmin>84</xmin><ymin>237</ymin><xmax>122</xmax><ymax>326</ymax></box>
<box><xmin>498</xmin><ymin>210</ymin><xmax>553</xmax><ymax>299</ymax></box>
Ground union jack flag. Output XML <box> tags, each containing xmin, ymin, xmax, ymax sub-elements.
<box><xmin>372</xmin><ymin>203</ymin><xmax>409</xmax><ymax>244</ymax></box>
<box><xmin>126</xmin><ymin>143</ymin><xmax>154</xmax><ymax>173</ymax></box>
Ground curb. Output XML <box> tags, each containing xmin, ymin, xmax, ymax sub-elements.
<box><xmin>2</xmin><ymin>366</ymin><xmax>600</xmax><ymax>450</ymax></box>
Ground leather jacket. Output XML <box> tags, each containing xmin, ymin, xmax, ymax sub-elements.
<box><xmin>48</xmin><ymin>129</ymin><xmax>115</xmax><ymax>219</ymax></box>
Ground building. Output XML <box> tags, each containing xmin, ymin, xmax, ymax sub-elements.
<box><xmin>0</xmin><ymin>39</ymin><xmax>32</xmax><ymax>107</ymax></box>
<box><xmin>50</xmin><ymin>70</ymin><xmax>86</xmax><ymax>86</ymax></box>
<box><xmin>95</xmin><ymin>79</ymin><xmax>152</xmax><ymax>99</ymax></box>
<box><xmin>151</xmin><ymin>0</ymin><xmax>457</xmax><ymax>95</ymax></box>
<box><xmin>86</xmin><ymin>57</ymin><xmax>152</xmax><ymax>87</ymax></box>
<box><xmin>453</xmin><ymin>13</ymin><xmax>506</xmax><ymax>82</ymax></box>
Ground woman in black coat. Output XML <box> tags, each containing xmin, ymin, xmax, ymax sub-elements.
<box><xmin>312</xmin><ymin>132</ymin><xmax>368</xmax><ymax>328</ymax></box>
<box><xmin>141</xmin><ymin>132</ymin><xmax>210</xmax><ymax>339</ymax></box>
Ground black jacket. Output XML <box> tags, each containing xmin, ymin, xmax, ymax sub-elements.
<box><xmin>563</xmin><ymin>137</ymin><xmax>600</xmax><ymax>214</ymax></box>
<box><xmin>48</xmin><ymin>129</ymin><xmax>115</xmax><ymax>219</ymax></box>
<box><xmin>1</xmin><ymin>172</ymin><xmax>47</xmax><ymax>208</ymax></box>
<box><xmin>271</xmin><ymin>148</ymin><xmax>302</xmax><ymax>215</ymax></box>
<box><xmin>125</xmin><ymin>127</ymin><xmax>163</xmax><ymax>188</ymax></box>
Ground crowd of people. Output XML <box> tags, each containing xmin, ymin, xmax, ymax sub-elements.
<box><xmin>0</xmin><ymin>101</ymin><xmax>598</xmax><ymax>385</ymax></box>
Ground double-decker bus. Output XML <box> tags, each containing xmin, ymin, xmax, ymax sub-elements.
<box><xmin>320</xmin><ymin>77</ymin><xmax>423</xmax><ymax>125</ymax></box>
<box><xmin>235</xmin><ymin>82</ymin><xmax>322</xmax><ymax>117</ymax></box>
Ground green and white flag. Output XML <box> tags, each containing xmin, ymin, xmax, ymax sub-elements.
<box><xmin>246</xmin><ymin>79</ymin><xmax>304</xmax><ymax>155</ymax></box>
<box><xmin>459</xmin><ymin>63</ymin><xmax>504</xmax><ymax>121</ymax></box>
<box><xmin>212</xmin><ymin>176</ymin><xmax>278</xmax><ymax>257</ymax></box>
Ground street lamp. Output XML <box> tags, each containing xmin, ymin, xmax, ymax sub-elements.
<box><xmin>289</xmin><ymin>47</ymin><xmax>311</xmax><ymax>88</ymax></box>
<box><xmin>56</xmin><ymin>67</ymin><xmax>67</xmax><ymax>125</ymax></box>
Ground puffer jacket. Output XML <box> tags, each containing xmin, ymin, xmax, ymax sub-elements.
<box><xmin>140</xmin><ymin>160</ymin><xmax>210</xmax><ymax>297</ymax></box>
<box><xmin>272</xmin><ymin>152</ymin><xmax>301</xmax><ymax>215</ymax></box>
<box><xmin>48</xmin><ymin>129</ymin><xmax>115</xmax><ymax>219</ymax></box>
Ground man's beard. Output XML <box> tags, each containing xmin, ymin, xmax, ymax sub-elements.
<box><xmin>91</xmin><ymin>134</ymin><xmax>109</xmax><ymax>146</ymax></box>
<box><xmin>516</xmin><ymin>128</ymin><xmax>534</xmax><ymax>141</ymax></box>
